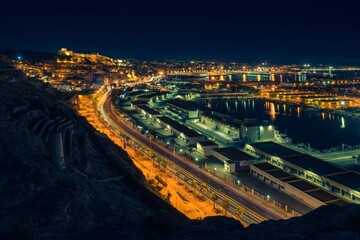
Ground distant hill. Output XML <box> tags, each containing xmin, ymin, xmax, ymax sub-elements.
<box><xmin>0</xmin><ymin>49</ymin><xmax>55</xmax><ymax>62</ymax></box>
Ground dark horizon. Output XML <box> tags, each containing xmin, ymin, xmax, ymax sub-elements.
<box><xmin>3</xmin><ymin>48</ymin><xmax>360</xmax><ymax>67</ymax></box>
<box><xmin>2</xmin><ymin>0</ymin><xmax>360</xmax><ymax>65</ymax></box>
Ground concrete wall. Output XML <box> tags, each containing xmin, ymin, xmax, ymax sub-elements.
<box><xmin>241</xmin><ymin>125</ymin><xmax>258</xmax><ymax>142</ymax></box>
<box><xmin>241</xmin><ymin>125</ymin><xmax>274</xmax><ymax>142</ymax></box>
<box><xmin>225</xmin><ymin>162</ymin><xmax>236</xmax><ymax>172</ymax></box>
<box><xmin>260</xmin><ymin>125</ymin><xmax>275</xmax><ymax>140</ymax></box>
<box><xmin>188</xmin><ymin>110</ymin><xmax>199</xmax><ymax>119</ymax></box>
<box><xmin>200</xmin><ymin>115</ymin><xmax>240</xmax><ymax>138</ymax></box>
<box><xmin>196</xmin><ymin>143</ymin><xmax>218</xmax><ymax>156</ymax></box>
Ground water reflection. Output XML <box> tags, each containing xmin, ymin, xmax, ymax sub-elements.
<box><xmin>204</xmin><ymin>99</ymin><xmax>360</xmax><ymax>149</ymax></box>
<box><xmin>269</xmin><ymin>102</ymin><xmax>276</xmax><ymax>121</ymax></box>
<box><xmin>283</xmin><ymin>104</ymin><xmax>286</xmax><ymax>115</ymax></box>
<box><xmin>341</xmin><ymin>116</ymin><xmax>346</xmax><ymax>128</ymax></box>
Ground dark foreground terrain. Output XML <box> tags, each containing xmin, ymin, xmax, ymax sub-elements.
<box><xmin>0</xmin><ymin>58</ymin><xmax>359</xmax><ymax>240</ymax></box>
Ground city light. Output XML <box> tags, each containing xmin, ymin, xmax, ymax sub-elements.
<box><xmin>7</xmin><ymin>46</ymin><xmax>360</xmax><ymax>229</ymax></box>
<box><xmin>3</xmin><ymin>3</ymin><xmax>360</xmax><ymax>237</ymax></box>
<box><xmin>341</xmin><ymin>117</ymin><xmax>345</xmax><ymax>128</ymax></box>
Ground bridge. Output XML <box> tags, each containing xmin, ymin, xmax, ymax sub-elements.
<box><xmin>166</xmin><ymin>67</ymin><xmax>360</xmax><ymax>78</ymax></box>
<box><xmin>166</xmin><ymin>71</ymin><xmax>267</xmax><ymax>77</ymax></box>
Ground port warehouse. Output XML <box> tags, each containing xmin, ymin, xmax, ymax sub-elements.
<box><xmin>245</xmin><ymin>141</ymin><xmax>360</xmax><ymax>205</ymax></box>
<box><xmin>156</xmin><ymin>116</ymin><xmax>206</xmax><ymax>144</ymax></box>
<box><xmin>132</xmin><ymin>100</ymin><xmax>265</xmax><ymax>170</ymax></box>
<box><xmin>251</xmin><ymin>162</ymin><xmax>347</xmax><ymax>208</ymax></box>
<box><xmin>133</xmin><ymin>98</ymin><xmax>273</xmax><ymax>148</ymax></box>
<box><xmin>165</xmin><ymin>99</ymin><xmax>205</xmax><ymax>119</ymax></box>
<box><xmin>134</xmin><ymin>104</ymin><xmax>162</xmax><ymax>119</ymax></box>
<box><xmin>199</xmin><ymin>112</ymin><xmax>274</xmax><ymax>142</ymax></box>
<box><xmin>199</xmin><ymin>113</ymin><xmax>241</xmax><ymax>139</ymax></box>
<box><xmin>134</xmin><ymin>95</ymin><xmax>274</xmax><ymax>142</ymax></box>
<box><xmin>211</xmin><ymin>147</ymin><xmax>257</xmax><ymax>172</ymax></box>
<box><xmin>133</xmin><ymin>101</ymin><xmax>207</xmax><ymax>145</ymax></box>
<box><xmin>129</xmin><ymin>95</ymin><xmax>358</xmax><ymax>207</ymax></box>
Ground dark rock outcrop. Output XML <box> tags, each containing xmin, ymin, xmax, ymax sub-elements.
<box><xmin>0</xmin><ymin>71</ymin><xmax>185</xmax><ymax>239</ymax></box>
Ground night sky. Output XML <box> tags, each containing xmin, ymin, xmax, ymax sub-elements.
<box><xmin>1</xmin><ymin>0</ymin><xmax>360</xmax><ymax>64</ymax></box>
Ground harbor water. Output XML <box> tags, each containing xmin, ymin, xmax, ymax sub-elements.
<box><xmin>203</xmin><ymin>99</ymin><xmax>360</xmax><ymax>150</ymax></box>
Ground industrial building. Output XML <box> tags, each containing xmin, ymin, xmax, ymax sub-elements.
<box><xmin>250</xmin><ymin>162</ymin><xmax>347</xmax><ymax>208</ymax></box>
<box><xmin>166</xmin><ymin>99</ymin><xmax>204</xmax><ymax>119</ymax></box>
<box><xmin>136</xmin><ymin>92</ymin><xmax>169</xmax><ymax>102</ymax></box>
<box><xmin>196</xmin><ymin>140</ymin><xmax>218</xmax><ymax>157</ymax></box>
<box><xmin>245</xmin><ymin>141</ymin><xmax>360</xmax><ymax>204</ymax></box>
<box><xmin>211</xmin><ymin>147</ymin><xmax>257</xmax><ymax>172</ymax></box>
<box><xmin>199</xmin><ymin>113</ymin><xmax>241</xmax><ymax>139</ymax></box>
<box><xmin>134</xmin><ymin>104</ymin><xmax>162</xmax><ymax>119</ymax></box>
<box><xmin>199</xmin><ymin>113</ymin><xmax>275</xmax><ymax>143</ymax></box>
<box><xmin>240</xmin><ymin>119</ymin><xmax>275</xmax><ymax>142</ymax></box>
<box><xmin>156</xmin><ymin>116</ymin><xmax>205</xmax><ymax>145</ymax></box>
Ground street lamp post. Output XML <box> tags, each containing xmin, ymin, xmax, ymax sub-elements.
<box><xmin>173</xmin><ymin>146</ymin><xmax>176</xmax><ymax>164</ymax></box>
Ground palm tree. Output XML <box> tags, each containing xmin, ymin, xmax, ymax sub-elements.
<box><xmin>183</xmin><ymin>175</ymin><xmax>190</xmax><ymax>190</ymax></box>
<box><xmin>175</xmin><ymin>169</ymin><xmax>180</xmax><ymax>182</ymax></box>
<box><xmin>221</xmin><ymin>199</ymin><xmax>230</xmax><ymax>216</ymax></box>
<box><xmin>235</xmin><ymin>206</ymin><xmax>244</xmax><ymax>220</ymax></box>
<box><xmin>161</xmin><ymin>160</ymin><xmax>168</xmax><ymax>172</ymax></box>
<box><xmin>200</xmin><ymin>183</ymin><xmax>208</xmax><ymax>198</ymax></box>
<box><xmin>191</xmin><ymin>179</ymin><xmax>197</xmax><ymax>195</ymax></box>
<box><xmin>210</xmin><ymin>192</ymin><xmax>218</xmax><ymax>209</ymax></box>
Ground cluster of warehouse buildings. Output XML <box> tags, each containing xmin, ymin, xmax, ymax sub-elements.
<box><xmin>132</xmin><ymin>98</ymin><xmax>262</xmax><ymax>172</ymax></box>
<box><xmin>245</xmin><ymin>141</ymin><xmax>360</xmax><ymax>206</ymax></box>
<box><xmin>123</xmin><ymin>90</ymin><xmax>359</xmax><ymax>208</ymax></box>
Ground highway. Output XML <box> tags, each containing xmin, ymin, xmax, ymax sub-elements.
<box><xmin>98</xmin><ymin>90</ymin><xmax>285</xmax><ymax>224</ymax></box>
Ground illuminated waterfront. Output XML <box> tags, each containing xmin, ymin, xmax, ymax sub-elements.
<box><xmin>204</xmin><ymin>99</ymin><xmax>360</xmax><ymax>150</ymax></box>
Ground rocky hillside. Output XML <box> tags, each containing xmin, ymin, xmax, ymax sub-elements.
<box><xmin>0</xmin><ymin>66</ymin><xmax>185</xmax><ymax>239</ymax></box>
<box><xmin>0</xmin><ymin>62</ymin><xmax>360</xmax><ymax>240</ymax></box>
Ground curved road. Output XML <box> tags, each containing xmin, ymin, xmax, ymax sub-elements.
<box><xmin>100</xmin><ymin>91</ymin><xmax>284</xmax><ymax>223</ymax></box>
